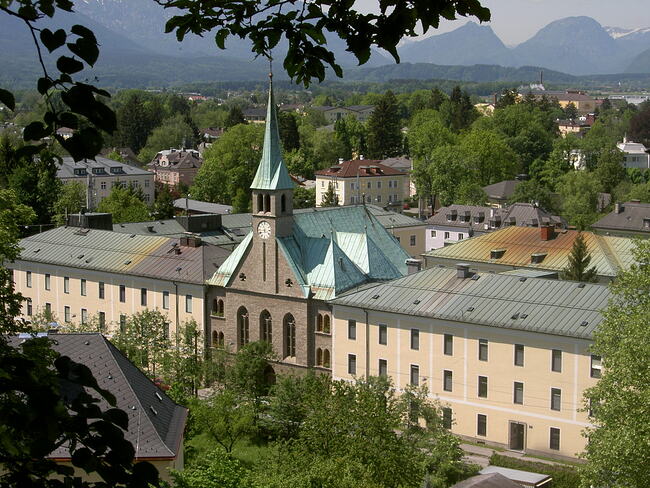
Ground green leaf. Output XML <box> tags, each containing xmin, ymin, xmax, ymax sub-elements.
<box><xmin>59</xmin><ymin>112</ymin><xmax>78</xmax><ymax>129</ymax></box>
<box><xmin>215</xmin><ymin>28</ymin><xmax>229</xmax><ymax>49</ymax></box>
<box><xmin>67</xmin><ymin>37</ymin><xmax>99</xmax><ymax>66</ymax></box>
<box><xmin>103</xmin><ymin>408</ymin><xmax>129</xmax><ymax>430</ymax></box>
<box><xmin>40</xmin><ymin>28</ymin><xmax>67</xmax><ymax>52</ymax></box>
<box><xmin>71</xmin><ymin>24</ymin><xmax>97</xmax><ymax>44</ymax></box>
<box><xmin>23</xmin><ymin>121</ymin><xmax>48</xmax><ymax>141</ymax></box>
<box><xmin>56</xmin><ymin>56</ymin><xmax>84</xmax><ymax>74</ymax></box>
<box><xmin>60</xmin><ymin>127</ymin><xmax>104</xmax><ymax>162</ymax></box>
<box><xmin>0</xmin><ymin>88</ymin><xmax>15</xmax><ymax>111</ymax></box>
<box><xmin>37</xmin><ymin>77</ymin><xmax>53</xmax><ymax>95</ymax></box>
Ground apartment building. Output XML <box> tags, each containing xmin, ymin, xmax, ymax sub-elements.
<box><xmin>12</xmin><ymin>226</ymin><xmax>230</xmax><ymax>338</ymax></box>
<box><xmin>57</xmin><ymin>156</ymin><xmax>155</xmax><ymax>208</ymax></box>
<box><xmin>331</xmin><ymin>266</ymin><xmax>610</xmax><ymax>460</ymax></box>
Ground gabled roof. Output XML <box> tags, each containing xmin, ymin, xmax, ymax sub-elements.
<box><xmin>423</xmin><ymin>226</ymin><xmax>635</xmax><ymax>278</ymax></box>
<box><xmin>208</xmin><ymin>206</ymin><xmax>409</xmax><ymax>299</ymax></box>
<box><xmin>482</xmin><ymin>180</ymin><xmax>521</xmax><ymax>200</ymax></box>
<box><xmin>57</xmin><ymin>157</ymin><xmax>152</xmax><ymax>179</ymax></box>
<box><xmin>315</xmin><ymin>159</ymin><xmax>403</xmax><ymax>178</ymax></box>
<box><xmin>250</xmin><ymin>81</ymin><xmax>294</xmax><ymax>191</ymax></box>
<box><xmin>332</xmin><ymin>266</ymin><xmax>611</xmax><ymax>340</ymax></box>
<box><xmin>9</xmin><ymin>333</ymin><xmax>187</xmax><ymax>460</ymax></box>
<box><xmin>172</xmin><ymin>198</ymin><xmax>232</xmax><ymax>215</ymax></box>
<box><xmin>427</xmin><ymin>203</ymin><xmax>565</xmax><ymax>231</ymax></box>
<box><xmin>592</xmin><ymin>201</ymin><xmax>650</xmax><ymax>233</ymax></box>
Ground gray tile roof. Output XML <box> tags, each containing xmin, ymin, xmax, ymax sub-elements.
<box><xmin>18</xmin><ymin>226</ymin><xmax>230</xmax><ymax>284</ymax></box>
<box><xmin>57</xmin><ymin>157</ymin><xmax>152</xmax><ymax>179</ymax></box>
<box><xmin>9</xmin><ymin>333</ymin><xmax>187</xmax><ymax>460</ymax></box>
<box><xmin>592</xmin><ymin>201</ymin><xmax>650</xmax><ymax>233</ymax></box>
<box><xmin>452</xmin><ymin>473</ymin><xmax>522</xmax><ymax>488</ymax></box>
<box><xmin>428</xmin><ymin>203</ymin><xmax>565</xmax><ymax>231</ymax></box>
<box><xmin>332</xmin><ymin>266</ymin><xmax>611</xmax><ymax>340</ymax></box>
<box><xmin>482</xmin><ymin>180</ymin><xmax>521</xmax><ymax>200</ymax></box>
<box><xmin>173</xmin><ymin>199</ymin><xmax>233</xmax><ymax>215</ymax></box>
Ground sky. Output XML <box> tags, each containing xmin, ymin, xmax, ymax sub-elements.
<box><xmin>358</xmin><ymin>0</ymin><xmax>650</xmax><ymax>46</ymax></box>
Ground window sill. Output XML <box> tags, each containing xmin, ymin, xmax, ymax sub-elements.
<box><xmin>210</xmin><ymin>314</ymin><xmax>225</xmax><ymax>319</ymax></box>
<box><xmin>314</xmin><ymin>330</ymin><xmax>331</xmax><ymax>336</ymax></box>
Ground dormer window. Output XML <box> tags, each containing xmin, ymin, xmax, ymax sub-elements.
<box><xmin>109</xmin><ymin>166</ymin><xmax>124</xmax><ymax>174</ymax></box>
<box><xmin>531</xmin><ymin>252</ymin><xmax>547</xmax><ymax>264</ymax></box>
<box><xmin>74</xmin><ymin>168</ymin><xmax>87</xmax><ymax>176</ymax></box>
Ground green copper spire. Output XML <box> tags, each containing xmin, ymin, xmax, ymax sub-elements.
<box><xmin>250</xmin><ymin>74</ymin><xmax>294</xmax><ymax>190</ymax></box>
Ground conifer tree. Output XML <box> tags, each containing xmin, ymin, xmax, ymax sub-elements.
<box><xmin>560</xmin><ymin>233</ymin><xmax>598</xmax><ymax>282</ymax></box>
<box><xmin>320</xmin><ymin>182</ymin><xmax>339</xmax><ymax>207</ymax></box>
<box><xmin>366</xmin><ymin>90</ymin><xmax>402</xmax><ymax>159</ymax></box>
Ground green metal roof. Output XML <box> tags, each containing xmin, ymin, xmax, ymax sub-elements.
<box><xmin>332</xmin><ymin>267</ymin><xmax>612</xmax><ymax>340</ymax></box>
<box><xmin>250</xmin><ymin>81</ymin><xmax>294</xmax><ymax>191</ymax></box>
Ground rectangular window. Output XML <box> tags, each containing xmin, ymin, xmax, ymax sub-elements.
<box><xmin>26</xmin><ymin>299</ymin><xmax>32</xmax><ymax>316</ymax></box>
<box><xmin>444</xmin><ymin>334</ymin><xmax>453</xmax><ymax>356</ymax></box>
<box><xmin>185</xmin><ymin>294</ymin><xmax>192</xmax><ymax>313</ymax></box>
<box><xmin>120</xmin><ymin>314</ymin><xmax>126</xmax><ymax>332</ymax></box>
<box><xmin>477</xmin><ymin>414</ymin><xmax>487</xmax><ymax>436</ymax></box>
<box><xmin>478</xmin><ymin>339</ymin><xmax>488</xmax><ymax>361</ymax></box>
<box><xmin>551</xmin><ymin>388</ymin><xmax>562</xmax><ymax>411</ymax></box>
<box><xmin>379</xmin><ymin>359</ymin><xmax>387</xmax><ymax>377</ymax></box>
<box><xmin>378</xmin><ymin>324</ymin><xmax>387</xmax><ymax>345</ymax></box>
<box><xmin>119</xmin><ymin>285</ymin><xmax>126</xmax><ymax>303</ymax></box>
<box><xmin>409</xmin><ymin>235</ymin><xmax>416</xmax><ymax>246</ymax></box>
<box><xmin>442</xmin><ymin>408</ymin><xmax>452</xmax><ymax>429</ymax></box>
<box><xmin>348</xmin><ymin>354</ymin><xmax>357</xmax><ymax>375</ymax></box>
<box><xmin>514</xmin><ymin>382</ymin><xmax>524</xmax><ymax>404</ymax></box>
<box><xmin>163</xmin><ymin>291</ymin><xmax>170</xmax><ymax>310</ymax></box>
<box><xmin>80</xmin><ymin>279</ymin><xmax>86</xmax><ymax>296</ymax></box>
<box><xmin>100</xmin><ymin>181</ymin><xmax>106</xmax><ymax>190</ymax></box>
<box><xmin>410</xmin><ymin>328</ymin><xmax>419</xmax><ymax>350</ymax></box>
<box><xmin>590</xmin><ymin>355</ymin><xmax>602</xmax><ymax>378</ymax></box>
<box><xmin>81</xmin><ymin>308</ymin><xmax>87</xmax><ymax>324</ymax></box>
<box><xmin>443</xmin><ymin>370</ymin><xmax>453</xmax><ymax>392</ymax></box>
<box><xmin>458</xmin><ymin>233</ymin><xmax>464</xmax><ymax>240</ymax></box>
<box><xmin>376</xmin><ymin>195</ymin><xmax>382</xmax><ymax>203</ymax></box>
<box><xmin>141</xmin><ymin>288</ymin><xmax>147</xmax><ymax>306</ymax></box>
<box><xmin>99</xmin><ymin>281</ymin><xmax>105</xmax><ymax>299</ymax></box>
<box><xmin>552</xmin><ymin>349</ymin><xmax>562</xmax><ymax>372</ymax></box>
<box><xmin>550</xmin><ymin>428</ymin><xmax>560</xmax><ymax>451</ymax></box>
<box><xmin>377</xmin><ymin>181</ymin><xmax>382</xmax><ymax>189</ymax></box>
<box><xmin>26</xmin><ymin>271</ymin><xmax>32</xmax><ymax>288</ymax></box>
<box><xmin>514</xmin><ymin>344</ymin><xmax>524</xmax><ymax>367</ymax></box>
<box><xmin>478</xmin><ymin>376</ymin><xmax>488</xmax><ymax>398</ymax></box>
<box><xmin>45</xmin><ymin>303</ymin><xmax>51</xmax><ymax>315</ymax></box>
<box><xmin>367</xmin><ymin>182</ymin><xmax>371</xmax><ymax>189</ymax></box>
<box><xmin>64</xmin><ymin>306</ymin><xmax>70</xmax><ymax>323</ymax></box>
<box><xmin>430</xmin><ymin>230</ymin><xmax>436</xmax><ymax>238</ymax></box>
<box><xmin>99</xmin><ymin>312</ymin><xmax>106</xmax><ymax>331</ymax></box>
<box><xmin>410</xmin><ymin>365</ymin><xmax>419</xmax><ymax>386</ymax></box>
<box><xmin>45</xmin><ymin>274</ymin><xmax>51</xmax><ymax>290</ymax></box>
<box><xmin>64</xmin><ymin>277</ymin><xmax>70</xmax><ymax>294</ymax></box>
<box><xmin>444</xmin><ymin>231</ymin><xmax>450</xmax><ymax>239</ymax></box>
<box><xmin>348</xmin><ymin>319</ymin><xmax>356</xmax><ymax>340</ymax></box>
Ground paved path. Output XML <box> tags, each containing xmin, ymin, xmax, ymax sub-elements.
<box><xmin>460</xmin><ymin>443</ymin><xmax>576</xmax><ymax>468</ymax></box>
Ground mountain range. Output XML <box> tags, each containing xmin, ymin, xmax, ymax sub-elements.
<box><xmin>2</xmin><ymin>2</ymin><xmax>650</xmax><ymax>88</ymax></box>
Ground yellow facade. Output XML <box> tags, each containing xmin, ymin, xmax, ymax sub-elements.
<box><xmin>332</xmin><ymin>306</ymin><xmax>598</xmax><ymax>460</ymax></box>
<box><xmin>315</xmin><ymin>173</ymin><xmax>408</xmax><ymax>207</ymax></box>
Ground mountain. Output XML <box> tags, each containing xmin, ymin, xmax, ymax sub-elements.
<box><xmin>399</xmin><ymin>22</ymin><xmax>513</xmax><ymax>66</ymax></box>
<box><xmin>511</xmin><ymin>16</ymin><xmax>626</xmax><ymax>75</ymax></box>
<box><xmin>606</xmin><ymin>26</ymin><xmax>650</xmax><ymax>60</ymax></box>
<box><xmin>625</xmin><ymin>47</ymin><xmax>650</xmax><ymax>73</ymax></box>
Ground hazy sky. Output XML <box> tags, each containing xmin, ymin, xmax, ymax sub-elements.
<box><xmin>359</xmin><ymin>0</ymin><xmax>650</xmax><ymax>46</ymax></box>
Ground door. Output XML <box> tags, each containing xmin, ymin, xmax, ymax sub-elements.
<box><xmin>509</xmin><ymin>421</ymin><xmax>526</xmax><ymax>451</ymax></box>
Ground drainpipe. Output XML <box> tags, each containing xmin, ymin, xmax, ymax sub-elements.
<box><xmin>173</xmin><ymin>281</ymin><xmax>179</xmax><ymax>342</ymax></box>
<box><xmin>365</xmin><ymin>309</ymin><xmax>370</xmax><ymax>378</ymax></box>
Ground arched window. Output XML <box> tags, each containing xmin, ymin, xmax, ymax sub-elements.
<box><xmin>218</xmin><ymin>331</ymin><xmax>224</xmax><ymax>347</ymax></box>
<box><xmin>260</xmin><ymin>310</ymin><xmax>272</xmax><ymax>343</ymax></box>
<box><xmin>212</xmin><ymin>330</ymin><xmax>219</xmax><ymax>347</ymax></box>
<box><xmin>237</xmin><ymin>307</ymin><xmax>249</xmax><ymax>348</ymax></box>
<box><xmin>316</xmin><ymin>348</ymin><xmax>323</xmax><ymax>366</ymax></box>
<box><xmin>218</xmin><ymin>299</ymin><xmax>224</xmax><ymax>316</ymax></box>
<box><xmin>281</xmin><ymin>194</ymin><xmax>286</xmax><ymax>213</ymax></box>
<box><xmin>323</xmin><ymin>349</ymin><xmax>331</xmax><ymax>368</ymax></box>
<box><xmin>284</xmin><ymin>313</ymin><xmax>296</xmax><ymax>358</ymax></box>
<box><xmin>323</xmin><ymin>315</ymin><xmax>331</xmax><ymax>334</ymax></box>
<box><xmin>264</xmin><ymin>194</ymin><xmax>271</xmax><ymax>213</ymax></box>
<box><xmin>212</xmin><ymin>299</ymin><xmax>219</xmax><ymax>315</ymax></box>
<box><xmin>316</xmin><ymin>314</ymin><xmax>323</xmax><ymax>332</ymax></box>
<box><xmin>257</xmin><ymin>193</ymin><xmax>264</xmax><ymax>213</ymax></box>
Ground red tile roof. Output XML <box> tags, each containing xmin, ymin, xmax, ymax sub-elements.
<box><xmin>315</xmin><ymin>159</ymin><xmax>403</xmax><ymax>178</ymax></box>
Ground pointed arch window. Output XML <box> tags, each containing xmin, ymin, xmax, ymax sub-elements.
<box><xmin>237</xmin><ymin>307</ymin><xmax>249</xmax><ymax>348</ymax></box>
<box><xmin>323</xmin><ymin>349</ymin><xmax>331</xmax><ymax>368</ymax></box>
<box><xmin>257</xmin><ymin>193</ymin><xmax>264</xmax><ymax>213</ymax></box>
<box><xmin>316</xmin><ymin>348</ymin><xmax>323</xmax><ymax>366</ymax></box>
<box><xmin>323</xmin><ymin>315</ymin><xmax>331</xmax><ymax>334</ymax></box>
<box><xmin>260</xmin><ymin>310</ymin><xmax>272</xmax><ymax>343</ymax></box>
<box><xmin>284</xmin><ymin>313</ymin><xmax>296</xmax><ymax>358</ymax></box>
<box><xmin>218</xmin><ymin>331</ymin><xmax>224</xmax><ymax>347</ymax></box>
<box><xmin>212</xmin><ymin>298</ymin><xmax>224</xmax><ymax>316</ymax></box>
<box><xmin>316</xmin><ymin>314</ymin><xmax>323</xmax><ymax>332</ymax></box>
<box><xmin>264</xmin><ymin>194</ymin><xmax>271</xmax><ymax>213</ymax></box>
<box><xmin>212</xmin><ymin>330</ymin><xmax>219</xmax><ymax>347</ymax></box>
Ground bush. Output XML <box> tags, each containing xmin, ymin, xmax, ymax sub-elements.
<box><xmin>489</xmin><ymin>453</ymin><xmax>580</xmax><ymax>488</ymax></box>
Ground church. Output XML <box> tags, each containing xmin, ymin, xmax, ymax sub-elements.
<box><xmin>206</xmin><ymin>79</ymin><xmax>410</xmax><ymax>371</ymax></box>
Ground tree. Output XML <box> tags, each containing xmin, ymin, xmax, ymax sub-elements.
<box><xmin>494</xmin><ymin>88</ymin><xmax>518</xmax><ymax>109</ymax></box>
<box><xmin>224</xmin><ymin>106</ymin><xmax>246</xmax><ymax>129</ymax></box>
<box><xmin>137</xmin><ymin>114</ymin><xmax>197</xmax><ymax>164</ymax></box>
<box><xmin>53</xmin><ymin>181</ymin><xmax>86</xmax><ymax>225</ymax></box>
<box><xmin>293</xmin><ymin>186</ymin><xmax>316</xmax><ymax>209</ymax></box>
<box><xmin>508</xmin><ymin>179</ymin><xmax>555</xmax><ymax>212</ymax></box>
<box><xmin>557</xmin><ymin>172</ymin><xmax>602</xmax><ymax>230</ymax></box>
<box><xmin>366</xmin><ymin>90</ymin><xmax>403</xmax><ymax>159</ymax></box>
<box><xmin>455</xmin><ymin>181</ymin><xmax>487</xmax><ymax>206</ymax></box>
<box><xmin>581</xmin><ymin>240</ymin><xmax>650</xmax><ymax>487</ymax></box>
<box><xmin>560</xmin><ymin>233</ymin><xmax>598</xmax><ymax>282</ymax></box>
<box><xmin>594</xmin><ymin>149</ymin><xmax>626</xmax><ymax>194</ymax></box>
<box><xmin>460</xmin><ymin>128</ymin><xmax>519</xmax><ymax>185</ymax></box>
<box><xmin>152</xmin><ymin>183</ymin><xmax>175</xmax><ymax>220</ymax></box>
<box><xmin>440</xmin><ymin>86</ymin><xmax>477</xmax><ymax>132</ymax></box>
<box><xmin>114</xmin><ymin>93</ymin><xmax>160</xmax><ymax>154</ymax></box>
<box><xmin>278</xmin><ymin>111</ymin><xmax>300</xmax><ymax>152</ymax></box>
<box><xmin>232</xmin><ymin>188</ymin><xmax>251</xmax><ymax>213</ymax></box>
<box><xmin>320</xmin><ymin>182</ymin><xmax>339</xmax><ymax>207</ymax></box>
<box><xmin>97</xmin><ymin>186</ymin><xmax>150</xmax><ymax>223</ymax></box>
<box><xmin>628</xmin><ymin>105</ymin><xmax>650</xmax><ymax>147</ymax></box>
<box><xmin>334</xmin><ymin>114</ymin><xmax>367</xmax><ymax>160</ymax></box>
<box><xmin>563</xmin><ymin>102</ymin><xmax>578</xmax><ymax>120</ymax></box>
<box><xmin>172</xmin><ymin>450</ymin><xmax>255</xmax><ymax>488</ymax></box>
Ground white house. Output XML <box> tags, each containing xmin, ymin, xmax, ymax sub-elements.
<box><xmin>617</xmin><ymin>137</ymin><xmax>650</xmax><ymax>169</ymax></box>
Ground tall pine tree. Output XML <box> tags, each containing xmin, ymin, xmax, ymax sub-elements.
<box><xmin>366</xmin><ymin>90</ymin><xmax>402</xmax><ymax>159</ymax></box>
<box><xmin>560</xmin><ymin>233</ymin><xmax>598</xmax><ymax>282</ymax></box>
<box><xmin>320</xmin><ymin>182</ymin><xmax>339</xmax><ymax>207</ymax></box>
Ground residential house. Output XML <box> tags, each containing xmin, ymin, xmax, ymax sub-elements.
<box><xmin>346</xmin><ymin>105</ymin><xmax>375</xmax><ymax>122</ymax></box>
<box><xmin>380</xmin><ymin>157</ymin><xmax>416</xmax><ymax>198</ymax></box>
<box><xmin>331</xmin><ymin>265</ymin><xmax>610</xmax><ymax>460</ymax></box>
<box><xmin>9</xmin><ymin>333</ymin><xmax>187</xmax><ymax>483</ymax></box>
<box><xmin>426</xmin><ymin>203</ymin><xmax>566</xmax><ymax>251</ymax></box>
<box><xmin>315</xmin><ymin>159</ymin><xmax>407</xmax><ymax>208</ymax></box>
<box><xmin>57</xmin><ymin>156</ymin><xmax>155</xmax><ymax>208</ymax></box>
<box><xmin>199</xmin><ymin>127</ymin><xmax>225</xmax><ymax>142</ymax></box>
<box><xmin>482</xmin><ymin>179</ymin><xmax>522</xmax><ymax>208</ymax></box>
<box><xmin>616</xmin><ymin>137</ymin><xmax>650</xmax><ymax>169</ymax></box>
<box><xmin>243</xmin><ymin>108</ymin><xmax>267</xmax><ymax>123</ymax></box>
<box><xmin>533</xmin><ymin>90</ymin><xmax>597</xmax><ymax>114</ymax></box>
<box><xmin>364</xmin><ymin>205</ymin><xmax>428</xmax><ymax>258</ymax></box>
<box><xmin>147</xmin><ymin>149</ymin><xmax>203</xmax><ymax>187</ymax></box>
<box><xmin>422</xmin><ymin>225</ymin><xmax>635</xmax><ymax>283</ymax></box>
<box><xmin>557</xmin><ymin>119</ymin><xmax>591</xmax><ymax>138</ymax></box>
<box><xmin>591</xmin><ymin>201</ymin><xmax>650</xmax><ymax>237</ymax></box>
<box><xmin>311</xmin><ymin>105</ymin><xmax>375</xmax><ymax>123</ymax></box>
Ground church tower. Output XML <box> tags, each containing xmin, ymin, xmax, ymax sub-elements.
<box><xmin>250</xmin><ymin>74</ymin><xmax>295</xmax><ymax>240</ymax></box>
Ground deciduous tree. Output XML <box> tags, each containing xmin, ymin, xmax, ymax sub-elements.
<box><xmin>97</xmin><ymin>185</ymin><xmax>150</xmax><ymax>223</ymax></box>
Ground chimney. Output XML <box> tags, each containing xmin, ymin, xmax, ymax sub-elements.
<box><xmin>456</xmin><ymin>263</ymin><xmax>471</xmax><ymax>279</ymax></box>
<box><xmin>540</xmin><ymin>225</ymin><xmax>554</xmax><ymax>241</ymax></box>
<box><xmin>614</xmin><ymin>202</ymin><xmax>623</xmax><ymax>214</ymax></box>
<box><xmin>405</xmin><ymin>258</ymin><xmax>422</xmax><ymax>275</ymax></box>
<box><xmin>359</xmin><ymin>154</ymin><xmax>364</xmax><ymax>160</ymax></box>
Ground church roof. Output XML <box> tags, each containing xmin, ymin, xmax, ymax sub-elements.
<box><xmin>250</xmin><ymin>80</ymin><xmax>294</xmax><ymax>191</ymax></box>
<box><xmin>207</xmin><ymin>206</ymin><xmax>409</xmax><ymax>300</ymax></box>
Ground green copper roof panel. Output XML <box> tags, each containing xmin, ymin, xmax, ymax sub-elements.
<box><xmin>207</xmin><ymin>232</ymin><xmax>252</xmax><ymax>286</ymax></box>
<box><xmin>250</xmin><ymin>82</ymin><xmax>294</xmax><ymax>191</ymax></box>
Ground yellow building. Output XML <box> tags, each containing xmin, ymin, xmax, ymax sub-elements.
<box><xmin>315</xmin><ymin>159</ymin><xmax>408</xmax><ymax>208</ymax></box>
<box><xmin>331</xmin><ymin>265</ymin><xmax>609</xmax><ymax>460</ymax></box>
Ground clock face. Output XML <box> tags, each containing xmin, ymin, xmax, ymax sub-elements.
<box><xmin>257</xmin><ymin>221</ymin><xmax>272</xmax><ymax>239</ymax></box>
